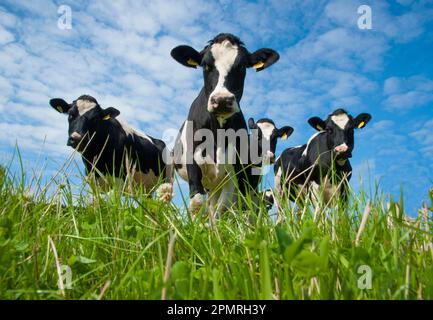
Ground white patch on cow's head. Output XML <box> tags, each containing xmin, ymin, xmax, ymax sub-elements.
<box><xmin>256</xmin><ymin>122</ymin><xmax>275</xmax><ymax>141</ymax></box>
<box><xmin>208</xmin><ymin>40</ymin><xmax>240</xmax><ymax>113</ymax></box>
<box><xmin>76</xmin><ymin>99</ymin><xmax>97</xmax><ymax>116</ymax></box>
<box><xmin>331</xmin><ymin>113</ymin><xmax>350</xmax><ymax>129</ymax></box>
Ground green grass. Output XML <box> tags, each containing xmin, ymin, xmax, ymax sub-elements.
<box><xmin>0</xmin><ymin>156</ymin><xmax>433</xmax><ymax>300</ymax></box>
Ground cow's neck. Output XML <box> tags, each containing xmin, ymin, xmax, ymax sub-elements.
<box><xmin>80</xmin><ymin>121</ymin><xmax>122</xmax><ymax>160</ymax></box>
<box><xmin>305</xmin><ymin>133</ymin><xmax>350</xmax><ymax>174</ymax></box>
<box><xmin>302</xmin><ymin>133</ymin><xmax>331</xmax><ymax>170</ymax></box>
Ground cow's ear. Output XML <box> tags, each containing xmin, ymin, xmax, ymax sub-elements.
<box><xmin>353</xmin><ymin>113</ymin><xmax>372</xmax><ymax>129</ymax></box>
<box><xmin>248</xmin><ymin>48</ymin><xmax>280</xmax><ymax>72</ymax></box>
<box><xmin>308</xmin><ymin>117</ymin><xmax>326</xmax><ymax>131</ymax></box>
<box><xmin>276</xmin><ymin>126</ymin><xmax>294</xmax><ymax>140</ymax></box>
<box><xmin>102</xmin><ymin>107</ymin><xmax>120</xmax><ymax>121</ymax></box>
<box><xmin>50</xmin><ymin>98</ymin><xmax>70</xmax><ymax>114</ymax></box>
<box><xmin>170</xmin><ymin>45</ymin><xmax>202</xmax><ymax>69</ymax></box>
<box><xmin>248</xmin><ymin>117</ymin><xmax>256</xmax><ymax>129</ymax></box>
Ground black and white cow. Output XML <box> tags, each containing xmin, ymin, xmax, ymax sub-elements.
<box><xmin>274</xmin><ymin>109</ymin><xmax>372</xmax><ymax>207</ymax></box>
<box><xmin>49</xmin><ymin>95</ymin><xmax>173</xmax><ymax>201</ymax></box>
<box><xmin>171</xmin><ymin>33</ymin><xmax>280</xmax><ymax>215</ymax></box>
<box><xmin>247</xmin><ymin>118</ymin><xmax>293</xmax><ymax>198</ymax></box>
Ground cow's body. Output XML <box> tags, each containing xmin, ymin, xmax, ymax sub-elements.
<box><xmin>174</xmin><ymin>106</ymin><xmax>247</xmax><ymax>217</ymax></box>
<box><xmin>274</xmin><ymin>109</ymin><xmax>371</xmax><ymax>209</ymax></box>
<box><xmin>50</xmin><ymin>95</ymin><xmax>173</xmax><ymax>200</ymax></box>
<box><xmin>274</xmin><ymin>141</ymin><xmax>353</xmax><ymax>204</ymax></box>
<box><xmin>171</xmin><ymin>33</ymin><xmax>280</xmax><ymax>217</ymax></box>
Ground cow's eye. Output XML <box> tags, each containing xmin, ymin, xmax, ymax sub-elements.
<box><xmin>68</xmin><ymin>114</ymin><xmax>74</xmax><ymax>121</ymax></box>
<box><xmin>326</xmin><ymin>127</ymin><xmax>333</xmax><ymax>133</ymax></box>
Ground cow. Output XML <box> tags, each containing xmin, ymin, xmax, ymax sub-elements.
<box><xmin>171</xmin><ymin>33</ymin><xmax>280</xmax><ymax>218</ymax></box>
<box><xmin>273</xmin><ymin>109</ymin><xmax>372</xmax><ymax>212</ymax></box>
<box><xmin>246</xmin><ymin>117</ymin><xmax>293</xmax><ymax>206</ymax></box>
<box><xmin>49</xmin><ymin>95</ymin><xmax>173</xmax><ymax>201</ymax></box>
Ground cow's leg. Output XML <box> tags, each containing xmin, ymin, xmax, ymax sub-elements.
<box><xmin>212</xmin><ymin>179</ymin><xmax>236</xmax><ymax>222</ymax></box>
<box><xmin>274</xmin><ymin>166</ymin><xmax>285</xmax><ymax>224</ymax></box>
<box><xmin>207</xmin><ymin>188</ymin><xmax>222</xmax><ymax>226</ymax></box>
<box><xmin>187</xmin><ymin>162</ymin><xmax>206</xmax><ymax>217</ymax></box>
<box><xmin>262</xmin><ymin>189</ymin><xmax>275</xmax><ymax>211</ymax></box>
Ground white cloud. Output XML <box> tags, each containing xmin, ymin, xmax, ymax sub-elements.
<box><xmin>383</xmin><ymin>75</ymin><xmax>433</xmax><ymax>112</ymax></box>
<box><xmin>411</xmin><ymin>119</ymin><xmax>433</xmax><ymax>157</ymax></box>
<box><xmin>0</xmin><ymin>25</ymin><xmax>14</xmax><ymax>44</ymax></box>
<box><xmin>0</xmin><ymin>6</ymin><xmax>17</xmax><ymax>27</ymax></box>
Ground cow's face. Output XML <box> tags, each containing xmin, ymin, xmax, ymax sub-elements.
<box><xmin>49</xmin><ymin>95</ymin><xmax>120</xmax><ymax>151</ymax></box>
<box><xmin>248</xmin><ymin>118</ymin><xmax>293</xmax><ymax>164</ymax></box>
<box><xmin>308</xmin><ymin>109</ymin><xmax>372</xmax><ymax>160</ymax></box>
<box><xmin>171</xmin><ymin>33</ymin><xmax>279</xmax><ymax>123</ymax></box>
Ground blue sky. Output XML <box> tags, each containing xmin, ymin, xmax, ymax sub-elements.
<box><xmin>0</xmin><ymin>0</ymin><xmax>432</xmax><ymax>214</ymax></box>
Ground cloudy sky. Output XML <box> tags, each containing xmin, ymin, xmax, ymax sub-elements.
<box><xmin>0</xmin><ymin>0</ymin><xmax>432</xmax><ymax>213</ymax></box>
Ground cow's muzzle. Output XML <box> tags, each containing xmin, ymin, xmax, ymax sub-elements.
<box><xmin>208</xmin><ymin>95</ymin><xmax>237</xmax><ymax>114</ymax></box>
<box><xmin>67</xmin><ymin>132</ymin><xmax>83</xmax><ymax>148</ymax></box>
<box><xmin>334</xmin><ymin>143</ymin><xmax>348</xmax><ymax>154</ymax></box>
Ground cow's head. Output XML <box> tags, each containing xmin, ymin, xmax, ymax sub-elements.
<box><xmin>308</xmin><ymin>109</ymin><xmax>372</xmax><ymax>160</ymax></box>
<box><xmin>171</xmin><ymin>33</ymin><xmax>279</xmax><ymax>123</ymax></box>
<box><xmin>49</xmin><ymin>95</ymin><xmax>120</xmax><ymax>151</ymax></box>
<box><xmin>248</xmin><ymin>117</ymin><xmax>293</xmax><ymax>164</ymax></box>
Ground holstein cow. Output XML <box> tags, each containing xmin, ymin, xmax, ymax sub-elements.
<box><xmin>247</xmin><ymin>117</ymin><xmax>293</xmax><ymax>206</ymax></box>
<box><xmin>49</xmin><ymin>95</ymin><xmax>173</xmax><ymax>201</ymax></box>
<box><xmin>171</xmin><ymin>33</ymin><xmax>280</xmax><ymax>216</ymax></box>
<box><xmin>274</xmin><ymin>109</ymin><xmax>372</xmax><ymax>208</ymax></box>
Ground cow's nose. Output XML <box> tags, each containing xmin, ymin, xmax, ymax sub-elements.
<box><xmin>67</xmin><ymin>132</ymin><xmax>82</xmax><ymax>146</ymax></box>
<box><xmin>334</xmin><ymin>143</ymin><xmax>348</xmax><ymax>153</ymax></box>
<box><xmin>211</xmin><ymin>95</ymin><xmax>235</xmax><ymax>110</ymax></box>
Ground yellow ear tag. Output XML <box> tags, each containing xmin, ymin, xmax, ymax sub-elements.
<box><xmin>281</xmin><ymin>133</ymin><xmax>288</xmax><ymax>140</ymax></box>
<box><xmin>253</xmin><ymin>61</ymin><xmax>265</xmax><ymax>70</ymax></box>
<box><xmin>317</xmin><ymin>125</ymin><xmax>324</xmax><ymax>131</ymax></box>
<box><xmin>358</xmin><ymin>121</ymin><xmax>365</xmax><ymax>129</ymax></box>
<box><xmin>103</xmin><ymin>115</ymin><xmax>111</xmax><ymax>121</ymax></box>
<box><xmin>187</xmin><ymin>58</ymin><xmax>199</xmax><ymax>67</ymax></box>
<box><xmin>56</xmin><ymin>106</ymin><xmax>63</xmax><ymax>113</ymax></box>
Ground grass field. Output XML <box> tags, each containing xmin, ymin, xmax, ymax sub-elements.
<box><xmin>1</xmin><ymin>154</ymin><xmax>433</xmax><ymax>300</ymax></box>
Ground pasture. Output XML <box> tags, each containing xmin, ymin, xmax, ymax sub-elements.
<box><xmin>1</xmin><ymin>154</ymin><xmax>432</xmax><ymax>300</ymax></box>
